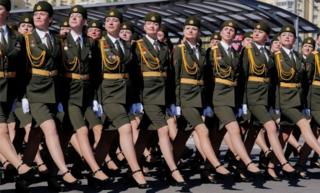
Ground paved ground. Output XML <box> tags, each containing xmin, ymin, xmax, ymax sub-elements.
<box><xmin>1</xmin><ymin>141</ymin><xmax>320</xmax><ymax>193</ymax></box>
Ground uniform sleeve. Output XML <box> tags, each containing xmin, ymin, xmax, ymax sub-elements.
<box><xmin>130</xmin><ymin>42</ymin><xmax>143</xmax><ymax>103</ymax></box>
<box><xmin>173</xmin><ymin>46</ymin><xmax>182</xmax><ymax>106</ymax></box>
<box><xmin>166</xmin><ymin>48</ymin><xmax>176</xmax><ymax>105</ymax></box>
<box><xmin>237</xmin><ymin>48</ymin><xmax>247</xmax><ymax>106</ymax></box>
<box><xmin>16</xmin><ymin>34</ymin><xmax>28</xmax><ymax>101</ymax></box>
<box><xmin>90</xmin><ymin>39</ymin><xmax>102</xmax><ymax>101</ymax></box>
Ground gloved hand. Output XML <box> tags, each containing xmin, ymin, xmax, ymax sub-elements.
<box><xmin>22</xmin><ymin>98</ymin><xmax>30</xmax><ymax>114</ymax></box>
<box><xmin>303</xmin><ymin>108</ymin><xmax>311</xmax><ymax>117</ymax></box>
<box><xmin>92</xmin><ymin>100</ymin><xmax>99</xmax><ymax>112</ymax></box>
<box><xmin>57</xmin><ymin>102</ymin><xmax>64</xmax><ymax>113</ymax></box>
<box><xmin>203</xmin><ymin>106</ymin><xmax>214</xmax><ymax>118</ymax></box>
<box><xmin>135</xmin><ymin>103</ymin><xmax>144</xmax><ymax>114</ymax></box>
<box><xmin>129</xmin><ymin>103</ymin><xmax>136</xmax><ymax>115</ymax></box>
<box><xmin>167</xmin><ymin>104</ymin><xmax>177</xmax><ymax>117</ymax></box>
<box><xmin>176</xmin><ymin>106</ymin><xmax>181</xmax><ymax>117</ymax></box>
<box><xmin>97</xmin><ymin>104</ymin><xmax>104</xmax><ymax>117</ymax></box>
<box><xmin>236</xmin><ymin>108</ymin><xmax>243</xmax><ymax>118</ymax></box>
<box><xmin>11</xmin><ymin>101</ymin><xmax>16</xmax><ymax>112</ymax></box>
<box><xmin>275</xmin><ymin>109</ymin><xmax>280</xmax><ymax>115</ymax></box>
<box><xmin>242</xmin><ymin>104</ymin><xmax>248</xmax><ymax>115</ymax></box>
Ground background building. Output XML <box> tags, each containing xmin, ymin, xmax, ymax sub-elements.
<box><xmin>12</xmin><ymin>0</ymin><xmax>127</xmax><ymax>8</ymax></box>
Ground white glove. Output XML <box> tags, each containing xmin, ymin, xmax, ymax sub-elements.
<box><xmin>92</xmin><ymin>100</ymin><xmax>99</xmax><ymax>112</ymax></box>
<box><xmin>57</xmin><ymin>102</ymin><xmax>64</xmax><ymax>113</ymax></box>
<box><xmin>135</xmin><ymin>103</ymin><xmax>144</xmax><ymax>114</ymax></box>
<box><xmin>11</xmin><ymin>101</ymin><xmax>16</xmax><ymax>112</ymax></box>
<box><xmin>176</xmin><ymin>106</ymin><xmax>181</xmax><ymax>117</ymax></box>
<box><xmin>242</xmin><ymin>104</ymin><xmax>248</xmax><ymax>115</ymax></box>
<box><xmin>236</xmin><ymin>108</ymin><xmax>243</xmax><ymax>118</ymax></box>
<box><xmin>275</xmin><ymin>109</ymin><xmax>280</xmax><ymax>115</ymax></box>
<box><xmin>203</xmin><ymin>106</ymin><xmax>214</xmax><ymax>118</ymax></box>
<box><xmin>97</xmin><ymin>104</ymin><xmax>104</xmax><ymax>117</ymax></box>
<box><xmin>303</xmin><ymin>108</ymin><xmax>311</xmax><ymax>117</ymax></box>
<box><xmin>167</xmin><ymin>104</ymin><xmax>177</xmax><ymax>116</ymax></box>
<box><xmin>22</xmin><ymin>98</ymin><xmax>30</xmax><ymax>114</ymax></box>
<box><xmin>129</xmin><ymin>103</ymin><xmax>136</xmax><ymax>115</ymax></box>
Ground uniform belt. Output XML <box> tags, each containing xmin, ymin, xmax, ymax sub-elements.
<box><xmin>0</xmin><ymin>71</ymin><xmax>16</xmax><ymax>78</ymax></box>
<box><xmin>180</xmin><ymin>78</ymin><xmax>203</xmax><ymax>85</ymax></box>
<box><xmin>248</xmin><ymin>76</ymin><xmax>270</xmax><ymax>83</ymax></box>
<box><xmin>280</xmin><ymin>82</ymin><xmax>301</xmax><ymax>88</ymax></box>
<box><xmin>215</xmin><ymin>78</ymin><xmax>237</xmax><ymax>86</ymax></box>
<box><xmin>142</xmin><ymin>71</ymin><xmax>167</xmax><ymax>77</ymax></box>
<box><xmin>65</xmin><ymin>73</ymin><xmax>90</xmax><ymax>80</ymax></box>
<box><xmin>103</xmin><ymin>73</ymin><xmax>129</xmax><ymax>79</ymax></box>
<box><xmin>312</xmin><ymin>80</ymin><xmax>320</xmax><ymax>86</ymax></box>
<box><xmin>31</xmin><ymin>68</ymin><xmax>58</xmax><ymax>77</ymax></box>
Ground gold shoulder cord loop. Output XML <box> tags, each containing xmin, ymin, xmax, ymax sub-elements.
<box><xmin>247</xmin><ymin>47</ymin><xmax>266</xmax><ymax>76</ymax></box>
<box><xmin>137</xmin><ymin>40</ymin><xmax>160</xmax><ymax>70</ymax></box>
<box><xmin>275</xmin><ymin>51</ymin><xmax>295</xmax><ymax>81</ymax></box>
<box><xmin>212</xmin><ymin>46</ymin><xmax>231</xmax><ymax>78</ymax></box>
<box><xmin>181</xmin><ymin>45</ymin><xmax>198</xmax><ymax>75</ymax></box>
<box><xmin>100</xmin><ymin>38</ymin><xmax>120</xmax><ymax>71</ymax></box>
<box><xmin>25</xmin><ymin>34</ymin><xmax>46</xmax><ymax>68</ymax></box>
<box><xmin>63</xmin><ymin>38</ymin><xmax>79</xmax><ymax>71</ymax></box>
<box><xmin>314</xmin><ymin>52</ymin><xmax>320</xmax><ymax>80</ymax></box>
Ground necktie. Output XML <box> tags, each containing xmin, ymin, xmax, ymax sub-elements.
<box><xmin>290</xmin><ymin>50</ymin><xmax>296</xmax><ymax>63</ymax></box>
<box><xmin>227</xmin><ymin>47</ymin><xmax>233</xmax><ymax>59</ymax></box>
<box><xmin>153</xmin><ymin>41</ymin><xmax>159</xmax><ymax>53</ymax></box>
<box><xmin>193</xmin><ymin>47</ymin><xmax>199</xmax><ymax>60</ymax></box>
<box><xmin>260</xmin><ymin>47</ymin><xmax>268</xmax><ymax>62</ymax></box>
<box><xmin>115</xmin><ymin>39</ymin><xmax>124</xmax><ymax>58</ymax></box>
<box><xmin>0</xmin><ymin>28</ymin><xmax>7</xmax><ymax>49</ymax></box>
<box><xmin>45</xmin><ymin>33</ymin><xmax>53</xmax><ymax>51</ymax></box>
<box><xmin>76</xmin><ymin>37</ymin><xmax>81</xmax><ymax>59</ymax></box>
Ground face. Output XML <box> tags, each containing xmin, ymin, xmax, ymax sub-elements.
<box><xmin>18</xmin><ymin>23</ymin><xmax>34</xmax><ymax>34</ymax></box>
<box><xmin>302</xmin><ymin>43</ymin><xmax>314</xmax><ymax>56</ymax></box>
<box><xmin>242</xmin><ymin>37</ymin><xmax>252</xmax><ymax>47</ymax></box>
<box><xmin>210</xmin><ymin>39</ymin><xmax>219</xmax><ymax>47</ymax></box>
<box><xmin>253</xmin><ymin>29</ymin><xmax>268</xmax><ymax>44</ymax></box>
<box><xmin>105</xmin><ymin>17</ymin><xmax>121</xmax><ymax>35</ymax></box>
<box><xmin>144</xmin><ymin>21</ymin><xmax>160</xmax><ymax>37</ymax></box>
<box><xmin>231</xmin><ymin>34</ymin><xmax>243</xmax><ymax>51</ymax></box>
<box><xmin>183</xmin><ymin>25</ymin><xmax>199</xmax><ymax>41</ymax></box>
<box><xmin>33</xmin><ymin>11</ymin><xmax>52</xmax><ymax>30</ymax></box>
<box><xmin>271</xmin><ymin>40</ymin><xmax>281</xmax><ymax>53</ymax></box>
<box><xmin>220</xmin><ymin>26</ymin><xmax>236</xmax><ymax>43</ymax></box>
<box><xmin>119</xmin><ymin>29</ymin><xmax>132</xmax><ymax>42</ymax></box>
<box><xmin>279</xmin><ymin>32</ymin><xmax>295</xmax><ymax>48</ymax></box>
<box><xmin>157</xmin><ymin>31</ymin><xmax>165</xmax><ymax>42</ymax></box>
<box><xmin>87</xmin><ymin>27</ymin><xmax>102</xmax><ymax>40</ymax></box>
<box><xmin>69</xmin><ymin>13</ymin><xmax>85</xmax><ymax>30</ymax></box>
<box><xmin>0</xmin><ymin>5</ymin><xmax>8</xmax><ymax>23</ymax></box>
<box><xmin>60</xmin><ymin>26</ymin><xmax>70</xmax><ymax>36</ymax></box>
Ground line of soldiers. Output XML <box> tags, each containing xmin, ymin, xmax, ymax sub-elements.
<box><xmin>1</xmin><ymin>0</ymin><xmax>320</xmax><ymax>192</ymax></box>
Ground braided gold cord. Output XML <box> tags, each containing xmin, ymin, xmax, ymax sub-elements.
<box><xmin>212</xmin><ymin>46</ymin><xmax>231</xmax><ymax>78</ymax></box>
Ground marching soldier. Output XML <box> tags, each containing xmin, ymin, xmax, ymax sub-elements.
<box><xmin>275</xmin><ymin>25</ymin><xmax>320</xmax><ymax>176</ymax></box>
<box><xmin>96</xmin><ymin>8</ymin><xmax>148</xmax><ymax>188</ymax></box>
<box><xmin>60</xmin><ymin>5</ymin><xmax>111</xmax><ymax>189</ymax></box>
<box><xmin>173</xmin><ymin>16</ymin><xmax>231</xmax><ymax>182</ymax></box>
<box><xmin>0</xmin><ymin>0</ymin><xmax>35</xmax><ymax>190</ymax></box>
<box><xmin>133</xmin><ymin>12</ymin><xmax>187</xmax><ymax>188</ymax></box>
<box><xmin>242</xmin><ymin>22</ymin><xmax>295</xmax><ymax>180</ymax></box>
<box><xmin>119</xmin><ymin>21</ymin><xmax>134</xmax><ymax>43</ymax></box>
<box><xmin>208</xmin><ymin>20</ymin><xmax>261</xmax><ymax>176</ymax></box>
<box><xmin>25</xmin><ymin>1</ymin><xmax>79</xmax><ymax>189</ymax></box>
<box><xmin>209</xmin><ymin>32</ymin><xmax>221</xmax><ymax>47</ymax></box>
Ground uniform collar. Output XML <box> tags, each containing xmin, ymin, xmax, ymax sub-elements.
<box><xmin>220</xmin><ymin>40</ymin><xmax>232</xmax><ymax>52</ymax></box>
<box><xmin>70</xmin><ymin>30</ymin><xmax>83</xmax><ymax>43</ymax></box>
<box><xmin>254</xmin><ymin>42</ymin><xmax>265</xmax><ymax>50</ymax></box>
<box><xmin>0</xmin><ymin>25</ymin><xmax>8</xmax><ymax>35</ymax></box>
<box><xmin>107</xmin><ymin>33</ymin><xmax>120</xmax><ymax>44</ymax></box>
<box><xmin>282</xmin><ymin>46</ymin><xmax>294</xmax><ymax>55</ymax></box>
<box><xmin>35</xmin><ymin>28</ymin><xmax>50</xmax><ymax>39</ymax></box>
<box><xmin>145</xmin><ymin>34</ymin><xmax>157</xmax><ymax>46</ymax></box>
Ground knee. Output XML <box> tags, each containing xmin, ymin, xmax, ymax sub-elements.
<box><xmin>119</xmin><ymin>124</ymin><xmax>132</xmax><ymax>136</ymax></box>
<box><xmin>76</xmin><ymin>126</ymin><xmax>89</xmax><ymax>136</ymax></box>
<box><xmin>195</xmin><ymin>124</ymin><xmax>209</xmax><ymax>137</ymax></box>
<box><xmin>157</xmin><ymin>126</ymin><xmax>169</xmax><ymax>139</ymax></box>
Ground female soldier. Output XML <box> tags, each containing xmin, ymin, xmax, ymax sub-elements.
<box><xmin>174</xmin><ymin>16</ymin><xmax>231</xmax><ymax>182</ymax></box>
<box><xmin>25</xmin><ymin>1</ymin><xmax>79</xmax><ymax>188</ymax></box>
<box><xmin>98</xmin><ymin>8</ymin><xmax>148</xmax><ymax>188</ymax></box>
